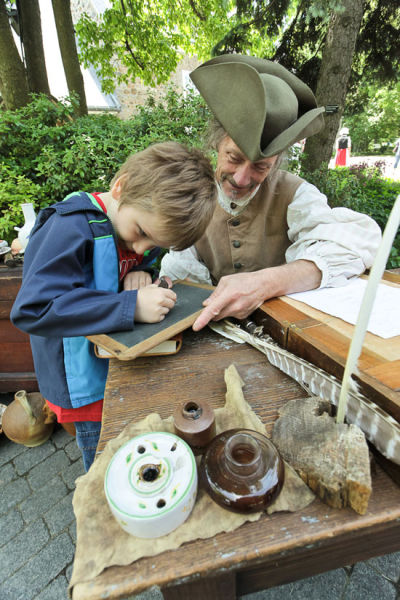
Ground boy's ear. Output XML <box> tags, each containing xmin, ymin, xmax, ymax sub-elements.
<box><xmin>111</xmin><ymin>175</ymin><xmax>127</xmax><ymax>200</ymax></box>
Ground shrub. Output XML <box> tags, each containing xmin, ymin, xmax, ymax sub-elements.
<box><xmin>0</xmin><ymin>90</ymin><xmax>210</xmax><ymax>242</ymax></box>
<box><xmin>0</xmin><ymin>167</ymin><xmax>42</xmax><ymax>241</ymax></box>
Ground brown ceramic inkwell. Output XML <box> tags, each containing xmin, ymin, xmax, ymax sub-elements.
<box><xmin>173</xmin><ymin>399</ymin><xmax>216</xmax><ymax>455</ymax></box>
<box><xmin>199</xmin><ymin>428</ymin><xmax>284</xmax><ymax>513</ymax></box>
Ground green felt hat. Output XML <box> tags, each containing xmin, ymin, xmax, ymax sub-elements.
<box><xmin>190</xmin><ymin>55</ymin><xmax>325</xmax><ymax>160</ymax></box>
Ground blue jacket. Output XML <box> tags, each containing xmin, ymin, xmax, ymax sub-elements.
<box><xmin>10</xmin><ymin>192</ymin><xmax>159</xmax><ymax>409</ymax></box>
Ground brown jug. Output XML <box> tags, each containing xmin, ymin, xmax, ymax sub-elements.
<box><xmin>200</xmin><ymin>428</ymin><xmax>284</xmax><ymax>513</ymax></box>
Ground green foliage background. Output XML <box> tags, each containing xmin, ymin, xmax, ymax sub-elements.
<box><xmin>343</xmin><ymin>81</ymin><xmax>400</xmax><ymax>155</ymax></box>
<box><xmin>1</xmin><ymin>92</ymin><xmax>399</xmax><ymax>268</ymax></box>
<box><xmin>0</xmin><ymin>90</ymin><xmax>210</xmax><ymax>241</ymax></box>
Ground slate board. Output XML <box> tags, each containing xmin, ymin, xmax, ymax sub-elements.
<box><xmin>87</xmin><ymin>281</ymin><xmax>213</xmax><ymax>360</ymax></box>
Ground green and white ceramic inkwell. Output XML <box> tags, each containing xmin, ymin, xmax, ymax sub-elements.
<box><xmin>104</xmin><ymin>431</ymin><xmax>198</xmax><ymax>538</ymax></box>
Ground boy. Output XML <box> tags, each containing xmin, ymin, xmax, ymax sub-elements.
<box><xmin>11</xmin><ymin>142</ymin><xmax>216</xmax><ymax>471</ymax></box>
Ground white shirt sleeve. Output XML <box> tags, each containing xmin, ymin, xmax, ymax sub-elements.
<box><xmin>160</xmin><ymin>246</ymin><xmax>213</xmax><ymax>284</ymax></box>
<box><xmin>286</xmin><ymin>181</ymin><xmax>382</xmax><ymax>288</ymax></box>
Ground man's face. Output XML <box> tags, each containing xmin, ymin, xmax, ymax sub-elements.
<box><xmin>215</xmin><ymin>137</ymin><xmax>278</xmax><ymax>201</ymax></box>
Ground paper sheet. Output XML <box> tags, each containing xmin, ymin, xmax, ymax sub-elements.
<box><xmin>287</xmin><ymin>278</ymin><xmax>400</xmax><ymax>339</ymax></box>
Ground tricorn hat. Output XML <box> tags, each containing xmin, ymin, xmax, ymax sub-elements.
<box><xmin>190</xmin><ymin>54</ymin><xmax>325</xmax><ymax>161</ymax></box>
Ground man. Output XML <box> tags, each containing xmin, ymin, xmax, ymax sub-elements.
<box><xmin>160</xmin><ymin>55</ymin><xmax>381</xmax><ymax>330</ymax></box>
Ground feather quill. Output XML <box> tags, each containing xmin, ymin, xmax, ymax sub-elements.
<box><xmin>337</xmin><ymin>194</ymin><xmax>400</xmax><ymax>423</ymax></box>
<box><xmin>209</xmin><ymin>319</ymin><xmax>400</xmax><ymax>465</ymax></box>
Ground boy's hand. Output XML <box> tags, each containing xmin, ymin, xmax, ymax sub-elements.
<box><xmin>153</xmin><ymin>275</ymin><xmax>173</xmax><ymax>289</ymax></box>
<box><xmin>123</xmin><ymin>271</ymin><xmax>152</xmax><ymax>290</ymax></box>
<box><xmin>135</xmin><ymin>285</ymin><xmax>177</xmax><ymax>323</ymax></box>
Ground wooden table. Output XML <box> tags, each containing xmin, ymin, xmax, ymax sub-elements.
<box><xmin>72</xmin><ymin>327</ymin><xmax>400</xmax><ymax>600</ymax></box>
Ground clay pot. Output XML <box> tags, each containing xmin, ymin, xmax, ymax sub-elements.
<box><xmin>2</xmin><ymin>390</ymin><xmax>55</xmax><ymax>447</ymax></box>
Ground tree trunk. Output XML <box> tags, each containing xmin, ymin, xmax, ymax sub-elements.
<box><xmin>302</xmin><ymin>0</ymin><xmax>364</xmax><ymax>172</ymax></box>
<box><xmin>18</xmin><ymin>0</ymin><xmax>51</xmax><ymax>96</ymax></box>
<box><xmin>51</xmin><ymin>0</ymin><xmax>87</xmax><ymax>116</ymax></box>
<box><xmin>0</xmin><ymin>0</ymin><xmax>30</xmax><ymax>109</ymax></box>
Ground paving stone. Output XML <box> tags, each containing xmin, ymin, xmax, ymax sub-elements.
<box><xmin>0</xmin><ymin>508</ymin><xmax>24</xmax><ymax>547</ymax></box>
<box><xmin>0</xmin><ymin>518</ymin><xmax>49</xmax><ymax>583</ymax></box>
<box><xmin>240</xmin><ymin>568</ymin><xmax>348</xmax><ymax>599</ymax></box>
<box><xmin>66</xmin><ymin>562</ymin><xmax>74</xmax><ymax>583</ymax></box>
<box><xmin>0</xmin><ymin>461</ymin><xmax>17</xmax><ymax>485</ymax></box>
<box><xmin>13</xmin><ymin>441</ymin><xmax>55</xmax><ymax>475</ymax></box>
<box><xmin>61</xmin><ymin>458</ymin><xmax>85</xmax><ymax>490</ymax></box>
<box><xmin>27</xmin><ymin>450</ymin><xmax>70</xmax><ymax>491</ymax></box>
<box><xmin>51</xmin><ymin>426</ymin><xmax>74</xmax><ymax>449</ymax></box>
<box><xmin>343</xmin><ymin>562</ymin><xmax>397</xmax><ymax>600</ymax></box>
<box><xmin>0</xmin><ymin>437</ymin><xmax>26</xmax><ymax>467</ymax></box>
<box><xmin>0</xmin><ymin>581</ymin><xmax>23</xmax><ymax>600</ymax></box>
<box><xmin>366</xmin><ymin>551</ymin><xmax>400</xmax><ymax>582</ymax></box>
<box><xmin>65</xmin><ymin>438</ymin><xmax>82</xmax><ymax>461</ymax></box>
<box><xmin>0</xmin><ymin>477</ymin><xmax>31</xmax><ymax>516</ymax></box>
<box><xmin>2</xmin><ymin>533</ymin><xmax>74</xmax><ymax>600</ymax></box>
<box><xmin>69</xmin><ymin>520</ymin><xmax>77</xmax><ymax>544</ymax></box>
<box><xmin>20</xmin><ymin>475</ymin><xmax>68</xmax><ymax>524</ymax></box>
<box><xmin>44</xmin><ymin>491</ymin><xmax>75</xmax><ymax>536</ymax></box>
<box><xmin>34</xmin><ymin>575</ymin><xmax>69</xmax><ymax>600</ymax></box>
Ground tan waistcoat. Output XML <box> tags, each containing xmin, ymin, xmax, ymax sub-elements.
<box><xmin>195</xmin><ymin>170</ymin><xmax>303</xmax><ymax>284</ymax></box>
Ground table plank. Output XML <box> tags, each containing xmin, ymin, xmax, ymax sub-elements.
<box><xmin>72</xmin><ymin>328</ymin><xmax>400</xmax><ymax>600</ymax></box>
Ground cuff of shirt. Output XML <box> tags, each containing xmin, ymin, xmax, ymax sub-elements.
<box><xmin>289</xmin><ymin>249</ymin><xmax>349</xmax><ymax>289</ymax></box>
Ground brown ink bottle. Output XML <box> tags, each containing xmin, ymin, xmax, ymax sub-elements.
<box><xmin>200</xmin><ymin>428</ymin><xmax>284</xmax><ymax>513</ymax></box>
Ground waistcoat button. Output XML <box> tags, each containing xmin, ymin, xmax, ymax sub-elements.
<box><xmin>233</xmin><ymin>262</ymin><xmax>242</xmax><ymax>269</ymax></box>
<box><xmin>233</xmin><ymin>240</ymin><xmax>241</xmax><ymax>248</ymax></box>
<box><xmin>231</xmin><ymin>219</ymin><xmax>240</xmax><ymax>226</ymax></box>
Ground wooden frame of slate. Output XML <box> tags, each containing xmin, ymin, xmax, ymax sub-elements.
<box><xmin>87</xmin><ymin>281</ymin><xmax>214</xmax><ymax>360</ymax></box>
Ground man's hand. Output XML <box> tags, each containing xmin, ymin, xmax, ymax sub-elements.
<box><xmin>192</xmin><ymin>261</ymin><xmax>322</xmax><ymax>331</ymax></box>
<box><xmin>123</xmin><ymin>271</ymin><xmax>152</xmax><ymax>290</ymax></box>
<box><xmin>192</xmin><ymin>272</ymin><xmax>266</xmax><ymax>331</ymax></box>
<box><xmin>135</xmin><ymin>285</ymin><xmax>177</xmax><ymax>323</ymax></box>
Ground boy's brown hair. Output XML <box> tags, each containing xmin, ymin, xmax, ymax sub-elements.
<box><xmin>111</xmin><ymin>142</ymin><xmax>216</xmax><ymax>251</ymax></box>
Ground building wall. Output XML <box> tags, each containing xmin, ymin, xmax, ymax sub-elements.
<box><xmin>71</xmin><ymin>0</ymin><xmax>200</xmax><ymax>119</ymax></box>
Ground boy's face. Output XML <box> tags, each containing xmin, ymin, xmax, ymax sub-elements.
<box><xmin>113</xmin><ymin>204</ymin><xmax>167</xmax><ymax>254</ymax></box>
<box><xmin>109</xmin><ymin>176</ymin><xmax>168</xmax><ymax>253</ymax></box>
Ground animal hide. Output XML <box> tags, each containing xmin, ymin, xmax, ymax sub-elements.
<box><xmin>209</xmin><ymin>320</ymin><xmax>400</xmax><ymax>466</ymax></box>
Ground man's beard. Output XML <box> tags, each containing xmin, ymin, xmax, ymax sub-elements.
<box><xmin>218</xmin><ymin>174</ymin><xmax>260</xmax><ymax>207</ymax></box>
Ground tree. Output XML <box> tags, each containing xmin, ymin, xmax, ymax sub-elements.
<box><xmin>210</xmin><ymin>0</ymin><xmax>399</xmax><ymax>169</ymax></box>
<box><xmin>302</xmin><ymin>0</ymin><xmax>364</xmax><ymax>170</ymax></box>
<box><xmin>51</xmin><ymin>0</ymin><xmax>87</xmax><ymax>117</ymax></box>
<box><xmin>0</xmin><ymin>0</ymin><xmax>29</xmax><ymax>109</ymax></box>
<box><xmin>18</xmin><ymin>0</ymin><xmax>50</xmax><ymax>96</ymax></box>
<box><xmin>0</xmin><ymin>0</ymin><xmax>87</xmax><ymax>115</ymax></box>
<box><xmin>73</xmin><ymin>1</ymin><xmax>367</xmax><ymax>171</ymax></box>
<box><xmin>75</xmin><ymin>0</ymin><xmax>234</xmax><ymax>92</ymax></box>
